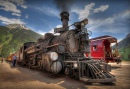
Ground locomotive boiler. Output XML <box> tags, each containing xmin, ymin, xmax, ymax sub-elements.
<box><xmin>17</xmin><ymin>12</ymin><xmax>116</xmax><ymax>83</ymax></box>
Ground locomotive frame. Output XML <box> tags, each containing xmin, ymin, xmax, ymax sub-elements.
<box><xmin>16</xmin><ymin>12</ymin><xmax>116</xmax><ymax>83</ymax></box>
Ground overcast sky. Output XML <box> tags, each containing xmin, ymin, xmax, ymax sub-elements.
<box><xmin>0</xmin><ymin>0</ymin><xmax>130</xmax><ymax>42</ymax></box>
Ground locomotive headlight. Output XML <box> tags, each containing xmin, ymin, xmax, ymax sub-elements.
<box><xmin>74</xmin><ymin>19</ymin><xmax>88</xmax><ymax>29</ymax></box>
<box><xmin>73</xmin><ymin>62</ymin><xmax>78</xmax><ymax>68</ymax></box>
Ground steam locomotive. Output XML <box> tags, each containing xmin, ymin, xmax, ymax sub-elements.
<box><xmin>16</xmin><ymin>12</ymin><xmax>116</xmax><ymax>83</ymax></box>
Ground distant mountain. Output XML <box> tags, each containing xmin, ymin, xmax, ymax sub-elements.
<box><xmin>0</xmin><ymin>24</ymin><xmax>42</xmax><ymax>57</ymax></box>
<box><xmin>6</xmin><ymin>24</ymin><xmax>30</xmax><ymax>30</ymax></box>
<box><xmin>118</xmin><ymin>33</ymin><xmax>130</xmax><ymax>49</ymax></box>
<box><xmin>117</xmin><ymin>33</ymin><xmax>130</xmax><ymax>60</ymax></box>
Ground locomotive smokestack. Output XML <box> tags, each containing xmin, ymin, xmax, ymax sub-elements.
<box><xmin>60</xmin><ymin>12</ymin><xmax>69</xmax><ymax>29</ymax></box>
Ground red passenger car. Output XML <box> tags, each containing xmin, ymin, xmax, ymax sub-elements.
<box><xmin>85</xmin><ymin>35</ymin><xmax>121</xmax><ymax>64</ymax></box>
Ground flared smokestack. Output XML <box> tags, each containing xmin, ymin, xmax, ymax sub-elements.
<box><xmin>60</xmin><ymin>12</ymin><xmax>69</xmax><ymax>29</ymax></box>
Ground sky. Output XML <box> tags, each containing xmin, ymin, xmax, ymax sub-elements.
<box><xmin>0</xmin><ymin>0</ymin><xmax>130</xmax><ymax>42</ymax></box>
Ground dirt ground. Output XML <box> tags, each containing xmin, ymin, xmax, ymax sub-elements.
<box><xmin>0</xmin><ymin>60</ymin><xmax>130</xmax><ymax>89</ymax></box>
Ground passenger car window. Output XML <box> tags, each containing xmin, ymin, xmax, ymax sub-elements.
<box><xmin>93</xmin><ymin>45</ymin><xmax>98</xmax><ymax>51</ymax></box>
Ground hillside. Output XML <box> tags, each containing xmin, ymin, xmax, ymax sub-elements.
<box><xmin>118</xmin><ymin>33</ymin><xmax>130</xmax><ymax>60</ymax></box>
<box><xmin>0</xmin><ymin>25</ymin><xmax>42</xmax><ymax>57</ymax></box>
<box><xmin>118</xmin><ymin>33</ymin><xmax>130</xmax><ymax>49</ymax></box>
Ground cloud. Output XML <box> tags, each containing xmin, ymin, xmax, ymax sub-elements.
<box><xmin>87</xmin><ymin>10</ymin><xmax>130</xmax><ymax>34</ymax></box>
<box><xmin>71</xmin><ymin>3</ymin><xmax>109</xmax><ymax>20</ymax></box>
<box><xmin>8</xmin><ymin>0</ymin><xmax>25</xmax><ymax>5</ymax></box>
<box><xmin>117</xmin><ymin>39</ymin><xmax>122</xmax><ymax>43</ymax></box>
<box><xmin>56</xmin><ymin>25</ymin><xmax>62</xmax><ymax>28</ymax></box>
<box><xmin>0</xmin><ymin>15</ymin><xmax>25</xmax><ymax>24</ymax></box>
<box><xmin>25</xmin><ymin>14</ymin><xmax>28</xmax><ymax>18</ymax></box>
<box><xmin>37</xmin><ymin>30</ymin><xmax>46</xmax><ymax>35</ymax></box>
<box><xmin>78</xmin><ymin>3</ymin><xmax>95</xmax><ymax>20</ymax></box>
<box><xmin>49</xmin><ymin>25</ymin><xmax>62</xmax><ymax>35</ymax></box>
<box><xmin>37</xmin><ymin>25</ymin><xmax>62</xmax><ymax>36</ymax></box>
<box><xmin>72</xmin><ymin>3</ymin><xmax>95</xmax><ymax>20</ymax></box>
<box><xmin>0</xmin><ymin>0</ymin><xmax>21</xmax><ymax>13</ymax></box>
<box><xmin>94</xmin><ymin>5</ymin><xmax>109</xmax><ymax>13</ymax></box>
<box><xmin>21</xmin><ymin>5</ymin><xmax>27</xmax><ymax>9</ymax></box>
<box><xmin>0</xmin><ymin>0</ymin><xmax>27</xmax><ymax>17</ymax></box>
<box><xmin>87</xmin><ymin>17</ymin><xmax>114</xmax><ymax>31</ymax></box>
<box><xmin>34</xmin><ymin>6</ymin><xmax>59</xmax><ymax>17</ymax></box>
<box><xmin>12</xmin><ymin>12</ymin><xmax>21</xmax><ymax>16</ymax></box>
<box><xmin>7</xmin><ymin>0</ymin><xmax>27</xmax><ymax>9</ymax></box>
<box><xmin>121</xmin><ymin>10</ymin><xmax>130</xmax><ymax>19</ymax></box>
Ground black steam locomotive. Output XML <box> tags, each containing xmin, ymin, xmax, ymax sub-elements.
<box><xmin>16</xmin><ymin>12</ymin><xmax>116</xmax><ymax>83</ymax></box>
